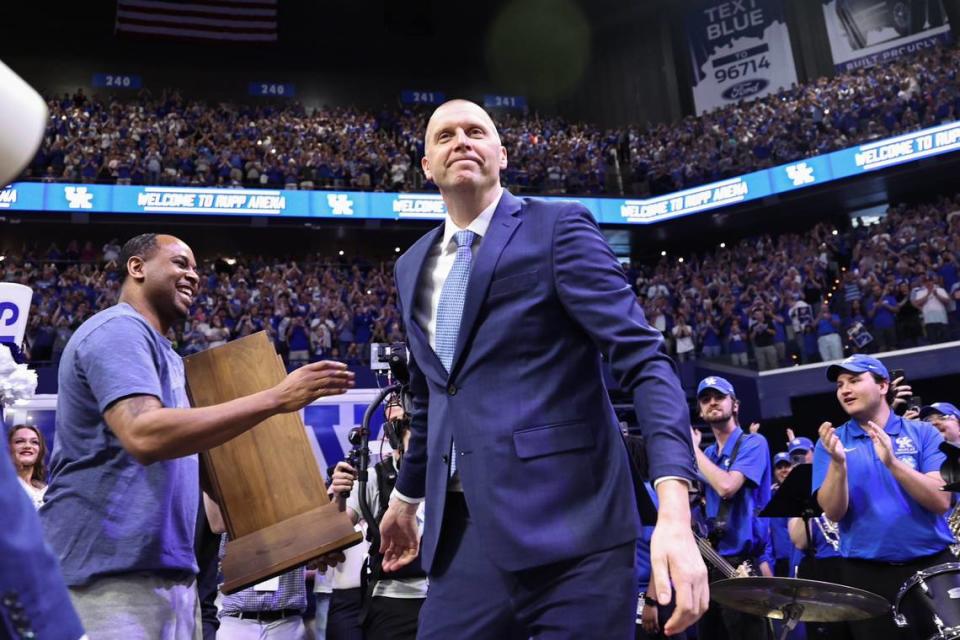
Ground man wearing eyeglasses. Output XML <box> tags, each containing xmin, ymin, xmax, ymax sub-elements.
<box><xmin>919</xmin><ymin>403</ymin><xmax>960</xmax><ymax>447</ymax></box>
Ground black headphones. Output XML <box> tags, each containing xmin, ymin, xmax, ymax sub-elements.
<box><xmin>382</xmin><ymin>390</ymin><xmax>412</xmax><ymax>450</ymax></box>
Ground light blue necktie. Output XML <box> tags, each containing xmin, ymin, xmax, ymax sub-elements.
<box><xmin>435</xmin><ymin>229</ymin><xmax>477</xmax><ymax>477</ymax></box>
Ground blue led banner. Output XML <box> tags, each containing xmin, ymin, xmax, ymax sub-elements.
<box><xmin>5</xmin><ymin>119</ymin><xmax>960</xmax><ymax>225</ymax></box>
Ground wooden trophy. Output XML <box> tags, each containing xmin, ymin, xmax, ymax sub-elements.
<box><xmin>183</xmin><ymin>331</ymin><xmax>362</xmax><ymax>594</ymax></box>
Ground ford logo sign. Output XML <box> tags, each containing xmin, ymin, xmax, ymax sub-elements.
<box><xmin>722</xmin><ymin>78</ymin><xmax>769</xmax><ymax>101</ymax></box>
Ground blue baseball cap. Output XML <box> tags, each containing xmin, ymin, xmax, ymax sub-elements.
<box><xmin>788</xmin><ymin>437</ymin><xmax>814</xmax><ymax>454</ymax></box>
<box><xmin>826</xmin><ymin>354</ymin><xmax>890</xmax><ymax>382</ymax></box>
<box><xmin>697</xmin><ymin>376</ymin><xmax>735</xmax><ymax>398</ymax></box>
<box><xmin>919</xmin><ymin>402</ymin><xmax>960</xmax><ymax>421</ymax></box>
<box><xmin>773</xmin><ymin>452</ymin><xmax>792</xmax><ymax>467</ymax></box>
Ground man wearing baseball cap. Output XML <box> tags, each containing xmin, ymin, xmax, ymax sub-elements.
<box><xmin>813</xmin><ymin>354</ymin><xmax>952</xmax><ymax>639</ymax></box>
<box><xmin>787</xmin><ymin>437</ymin><xmax>814</xmax><ymax>464</ymax></box>
<box><xmin>919</xmin><ymin>402</ymin><xmax>960</xmax><ymax>447</ymax></box>
<box><xmin>768</xmin><ymin>453</ymin><xmax>795</xmax><ymax>579</ymax></box>
<box><xmin>772</xmin><ymin>453</ymin><xmax>793</xmax><ymax>488</ymax></box>
<box><xmin>691</xmin><ymin>376</ymin><xmax>771</xmax><ymax>640</ymax></box>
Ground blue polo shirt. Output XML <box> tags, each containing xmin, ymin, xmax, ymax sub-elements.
<box><xmin>704</xmin><ymin>428</ymin><xmax>772</xmax><ymax>557</ymax></box>
<box><xmin>767</xmin><ymin>488</ymin><xmax>793</xmax><ymax>565</ymax></box>
<box><xmin>812</xmin><ymin>414</ymin><xmax>952</xmax><ymax>562</ymax></box>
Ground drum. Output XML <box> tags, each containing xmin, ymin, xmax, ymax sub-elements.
<box><xmin>893</xmin><ymin>563</ymin><xmax>960</xmax><ymax>640</ymax></box>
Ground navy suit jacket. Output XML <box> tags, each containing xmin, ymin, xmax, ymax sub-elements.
<box><xmin>394</xmin><ymin>190</ymin><xmax>696</xmax><ymax>573</ymax></box>
<box><xmin>0</xmin><ymin>423</ymin><xmax>85</xmax><ymax>640</ymax></box>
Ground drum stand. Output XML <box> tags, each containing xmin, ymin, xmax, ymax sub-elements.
<box><xmin>778</xmin><ymin>602</ymin><xmax>805</xmax><ymax>640</ymax></box>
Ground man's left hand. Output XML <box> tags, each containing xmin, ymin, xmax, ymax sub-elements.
<box><xmin>307</xmin><ymin>551</ymin><xmax>346</xmax><ymax>572</ymax></box>
<box><xmin>650</xmin><ymin>483</ymin><xmax>709</xmax><ymax>635</ymax></box>
<box><xmin>864</xmin><ymin>420</ymin><xmax>894</xmax><ymax>467</ymax></box>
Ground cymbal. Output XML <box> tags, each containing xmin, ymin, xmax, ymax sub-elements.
<box><xmin>710</xmin><ymin>577</ymin><xmax>889</xmax><ymax>622</ymax></box>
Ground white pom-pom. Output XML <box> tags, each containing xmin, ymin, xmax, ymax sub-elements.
<box><xmin>0</xmin><ymin>346</ymin><xmax>16</xmax><ymax>377</ymax></box>
<box><xmin>0</xmin><ymin>349</ymin><xmax>37</xmax><ymax>406</ymax></box>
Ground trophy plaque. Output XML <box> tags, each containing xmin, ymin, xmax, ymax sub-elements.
<box><xmin>184</xmin><ymin>331</ymin><xmax>362</xmax><ymax>593</ymax></box>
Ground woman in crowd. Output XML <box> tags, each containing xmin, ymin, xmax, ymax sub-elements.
<box><xmin>8</xmin><ymin>424</ymin><xmax>48</xmax><ymax>508</ymax></box>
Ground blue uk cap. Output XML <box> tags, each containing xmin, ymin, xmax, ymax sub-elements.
<box><xmin>826</xmin><ymin>354</ymin><xmax>890</xmax><ymax>382</ymax></box>
<box><xmin>919</xmin><ymin>402</ymin><xmax>960</xmax><ymax>421</ymax></box>
<box><xmin>697</xmin><ymin>376</ymin><xmax>735</xmax><ymax>398</ymax></box>
<box><xmin>773</xmin><ymin>452</ymin><xmax>792</xmax><ymax>467</ymax></box>
<box><xmin>788</xmin><ymin>437</ymin><xmax>814</xmax><ymax>454</ymax></box>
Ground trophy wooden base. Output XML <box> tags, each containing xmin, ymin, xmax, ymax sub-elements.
<box><xmin>222</xmin><ymin>503</ymin><xmax>361</xmax><ymax>594</ymax></box>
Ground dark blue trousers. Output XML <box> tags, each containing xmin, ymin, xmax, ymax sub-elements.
<box><xmin>418</xmin><ymin>492</ymin><xmax>636</xmax><ymax>639</ymax></box>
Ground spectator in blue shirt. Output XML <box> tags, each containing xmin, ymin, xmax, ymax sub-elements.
<box><xmin>814</xmin><ymin>354</ymin><xmax>952</xmax><ymax>640</ymax></box>
<box><xmin>692</xmin><ymin>376</ymin><xmax>771</xmax><ymax>640</ymax></box>
<box><xmin>816</xmin><ymin>306</ymin><xmax>843</xmax><ymax>362</ymax></box>
<box><xmin>866</xmin><ymin>283</ymin><xmax>898</xmax><ymax>352</ymax></box>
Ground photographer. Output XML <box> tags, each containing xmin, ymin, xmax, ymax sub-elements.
<box><xmin>331</xmin><ymin>394</ymin><xmax>427</xmax><ymax>640</ymax></box>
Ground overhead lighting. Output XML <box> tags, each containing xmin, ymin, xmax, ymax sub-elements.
<box><xmin>338</xmin><ymin>250</ymin><xmax>345</xmax><ymax>256</ymax></box>
<box><xmin>832</xmin><ymin>230</ymin><xmax>838</xmax><ymax>236</ymax></box>
<box><xmin>660</xmin><ymin>250</ymin><xmax>667</xmax><ymax>257</ymax></box>
<box><xmin>678</xmin><ymin>257</ymin><xmax>684</xmax><ymax>263</ymax></box>
<box><xmin>394</xmin><ymin>247</ymin><xmax>401</xmax><ymax>253</ymax></box>
<box><xmin>719</xmin><ymin>242</ymin><xmax>726</xmax><ymax>249</ymax></box>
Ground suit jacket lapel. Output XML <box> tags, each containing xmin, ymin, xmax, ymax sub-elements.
<box><xmin>399</xmin><ymin>224</ymin><xmax>446</xmax><ymax>381</ymax></box>
<box><xmin>450</xmin><ymin>191</ymin><xmax>523</xmax><ymax>376</ymax></box>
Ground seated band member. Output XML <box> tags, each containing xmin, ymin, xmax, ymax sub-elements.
<box><xmin>814</xmin><ymin>354</ymin><xmax>952</xmax><ymax>640</ymax></box>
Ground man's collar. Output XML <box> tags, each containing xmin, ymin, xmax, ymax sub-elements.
<box><xmin>440</xmin><ymin>187</ymin><xmax>503</xmax><ymax>251</ymax></box>
<box><xmin>848</xmin><ymin>410</ymin><xmax>900</xmax><ymax>437</ymax></box>
<box><xmin>715</xmin><ymin>426</ymin><xmax>743</xmax><ymax>457</ymax></box>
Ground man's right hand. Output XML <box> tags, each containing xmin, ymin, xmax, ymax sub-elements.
<box><xmin>379</xmin><ymin>498</ymin><xmax>421</xmax><ymax>572</ymax></box>
<box><xmin>818</xmin><ymin>421</ymin><xmax>845</xmax><ymax>464</ymax></box>
<box><xmin>271</xmin><ymin>360</ymin><xmax>355</xmax><ymax>412</ymax></box>
<box><xmin>329</xmin><ymin>462</ymin><xmax>356</xmax><ymax>497</ymax></box>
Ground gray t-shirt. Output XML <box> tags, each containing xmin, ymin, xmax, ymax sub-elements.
<box><xmin>41</xmin><ymin>302</ymin><xmax>199</xmax><ymax>586</ymax></box>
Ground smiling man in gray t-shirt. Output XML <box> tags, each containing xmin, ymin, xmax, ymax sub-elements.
<box><xmin>42</xmin><ymin>233</ymin><xmax>356</xmax><ymax>640</ymax></box>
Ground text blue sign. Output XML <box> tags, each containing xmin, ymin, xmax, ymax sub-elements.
<box><xmin>92</xmin><ymin>73</ymin><xmax>143</xmax><ymax>89</ymax></box>
<box><xmin>400</xmin><ymin>90</ymin><xmax>445</xmax><ymax>105</ymax></box>
<box><xmin>483</xmin><ymin>95</ymin><xmax>527</xmax><ymax>109</ymax></box>
<box><xmin>248</xmin><ymin>82</ymin><xmax>296</xmax><ymax>98</ymax></box>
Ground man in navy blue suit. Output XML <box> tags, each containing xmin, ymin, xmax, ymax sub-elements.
<box><xmin>378</xmin><ymin>99</ymin><xmax>707</xmax><ymax>639</ymax></box>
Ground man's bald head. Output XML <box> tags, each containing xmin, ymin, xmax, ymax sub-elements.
<box><xmin>424</xmin><ymin>99</ymin><xmax>502</xmax><ymax>148</ymax></box>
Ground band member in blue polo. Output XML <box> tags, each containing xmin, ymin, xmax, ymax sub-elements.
<box><xmin>814</xmin><ymin>354</ymin><xmax>952</xmax><ymax>640</ymax></box>
<box><xmin>919</xmin><ymin>402</ymin><xmax>960</xmax><ymax>447</ymax></box>
<box><xmin>692</xmin><ymin>376</ymin><xmax>772</xmax><ymax>640</ymax></box>
<box><xmin>787</xmin><ymin>437</ymin><xmax>814</xmax><ymax>465</ymax></box>
<box><xmin>768</xmin><ymin>452</ymin><xmax>794</xmax><ymax>578</ymax></box>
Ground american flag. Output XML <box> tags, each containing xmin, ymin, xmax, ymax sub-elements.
<box><xmin>115</xmin><ymin>0</ymin><xmax>278</xmax><ymax>43</ymax></box>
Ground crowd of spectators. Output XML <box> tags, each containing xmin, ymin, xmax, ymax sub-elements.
<box><xmin>630</xmin><ymin>193</ymin><xmax>960</xmax><ymax>369</ymax></box>
<box><xmin>4</xmin><ymin>191</ymin><xmax>960</xmax><ymax>373</ymax></box>
<box><xmin>18</xmin><ymin>44</ymin><xmax>960</xmax><ymax>198</ymax></box>
<box><xmin>3</xmin><ymin>239</ymin><xmax>404</xmax><ymax>370</ymax></box>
